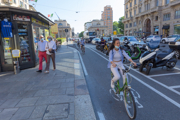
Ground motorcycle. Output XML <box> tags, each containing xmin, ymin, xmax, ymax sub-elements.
<box><xmin>139</xmin><ymin>43</ymin><xmax>177</xmax><ymax>75</ymax></box>
<box><xmin>103</xmin><ymin>43</ymin><xmax>109</xmax><ymax>54</ymax></box>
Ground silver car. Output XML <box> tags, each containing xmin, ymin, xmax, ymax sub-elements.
<box><xmin>161</xmin><ymin>35</ymin><xmax>180</xmax><ymax>44</ymax></box>
<box><xmin>146</xmin><ymin>35</ymin><xmax>161</xmax><ymax>42</ymax></box>
<box><xmin>91</xmin><ymin>38</ymin><xmax>101</xmax><ymax>44</ymax></box>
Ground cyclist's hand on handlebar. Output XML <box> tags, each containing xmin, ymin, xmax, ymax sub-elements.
<box><xmin>132</xmin><ymin>62</ymin><xmax>137</xmax><ymax>66</ymax></box>
<box><xmin>112</xmin><ymin>62</ymin><xmax>116</xmax><ymax>67</ymax></box>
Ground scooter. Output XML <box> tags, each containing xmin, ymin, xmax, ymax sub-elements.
<box><xmin>139</xmin><ymin>43</ymin><xmax>177</xmax><ymax>75</ymax></box>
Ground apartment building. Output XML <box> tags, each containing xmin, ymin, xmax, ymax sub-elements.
<box><xmin>0</xmin><ymin>0</ymin><xmax>29</xmax><ymax>9</ymax></box>
<box><xmin>123</xmin><ymin>0</ymin><xmax>180</xmax><ymax>37</ymax></box>
<box><xmin>101</xmin><ymin>5</ymin><xmax>113</xmax><ymax>35</ymax></box>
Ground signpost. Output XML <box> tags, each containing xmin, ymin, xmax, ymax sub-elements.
<box><xmin>65</xmin><ymin>29</ymin><xmax>68</xmax><ymax>47</ymax></box>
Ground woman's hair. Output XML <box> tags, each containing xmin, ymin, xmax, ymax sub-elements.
<box><xmin>108</xmin><ymin>38</ymin><xmax>123</xmax><ymax>54</ymax></box>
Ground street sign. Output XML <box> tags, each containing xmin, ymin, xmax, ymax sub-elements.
<box><xmin>12</xmin><ymin>49</ymin><xmax>21</xmax><ymax>58</ymax></box>
<box><xmin>65</xmin><ymin>29</ymin><xmax>68</xmax><ymax>32</ymax></box>
<box><xmin>113</xmin><ymin>31</ymin><xmax>117</xmax><ymax>35</ymax></box>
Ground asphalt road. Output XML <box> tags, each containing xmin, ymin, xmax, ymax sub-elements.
<box><xmin>69</xmin><ymin>41</ymin><xmax>180</xmax><ymax>120</ymax></box>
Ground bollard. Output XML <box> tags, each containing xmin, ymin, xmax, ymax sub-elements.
<box><xmin>13</xmin><ymin>61</ymin><xmax>20</xmax><ymax>74</ymax></box>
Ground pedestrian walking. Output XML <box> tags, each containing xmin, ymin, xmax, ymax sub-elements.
<box><xmin>44</xmin><ymin>36</ymin><xmax>56</xmax><ymax>73</ymax></box>
<box><xmin>37</xmin><ymin>35</ymin><xmax>47</xmax><ymax>73</ymax></box>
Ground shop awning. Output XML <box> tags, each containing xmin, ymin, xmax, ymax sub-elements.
<box><xmin>162</xmin><ymin>26</ymin><xmax>170</xmax><ymax>29</ymax></box>
<box><xmin>0</xmin><ymin>6</ymin><xmax>55</xmax><ymax>25</ymax></box>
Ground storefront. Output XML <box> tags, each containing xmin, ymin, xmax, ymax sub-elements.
<box><xmin>0</xmin><ymin>6</ymin><xmax>54</xmax><ymax>72</ymax></box>
<box><xmin>174</xmin><ymin>24</ymin><xmax>180</xmax><ymax>34</ymax></box>
<box><xmin>162</xmin><ymin>25</ymin><xmax>170</xmax><ymax>37</ymax></box>
<box><xmin>154</xmin><ymin>26</ymin><xmax>159</xmax><ymax>35</ymax></box>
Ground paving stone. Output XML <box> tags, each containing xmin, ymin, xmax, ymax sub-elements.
<box><xmin>19</xmin><ymin>90</ymin><xmax>37</xmax><ymax>98</ymax></box>
<box><xmin>0</xmin><ymin>99</ymin><xmax>6</xmax><ymax>106</ymax></box>
<box><xmin>0</xmin><ymin>109</ymin><xmax>3</xmax><ymax>113</ymax></box>
<box><xmin>66</xmin><ymin>88</ymin><xmax>74</xmax><ymax>95</ymax></box>
<box><xmin>43</xmin><ymin>104</ymin><xmax>69</xmax><ymax>119</ymax></box>
<box><xmin>51</xmin><ymin>88</ymin><xmax>66</xmax><ymax>95</ymax></box>
<box><xmin>5</xmin><ymin>92</ymin><xmax>25</xmax><ymax>99</ymax></box>
<box><xmin>52</xmin><ymin>78</ymin><xmax>66</xmax><ymax>84</ymax></box>
<box><xmin>66</xmin><ymin>78</ymin><xmax>75</xmax><ymax>82</ymax></box>
<box><xmin>30</xmin><ymin>105</ymin><xmax>47</xmax><ymax>119</ymax></box>
<box><xmin>0</xmin><ymin>98</ymin><xmax>21</xmax><ymax>108</ymax></box>
<box><xmin>55</xmin><ymin>95</ymin><xmax>74</xmax><ymax>104</ymax></box>
<box><xmin>45</xmin><ymin>83</ymin><xmax>61</xmax><ymax>89</ymax></box>
<box><xmin>34</xmin><ymin>90</ymin><xmax>52</xmax><ymax>97</ymax></box>
<box><xmin>16</xmin><ymin>97</ymin><xmax>39</xmax><ymax>107</ymax></box>
<box><xmin>75</xmin><ymin>80</ymin><xmax>89</xmax><ymax>95</ymax></box>
<box><xmin>35</xmin><ymin>96</ymin><xmax>57</xmax><ymax>105</ymax></box>
<box><xmin>61</xmin><ymin>82</ymin><xmax>74</xmax><ymax>88</ymax></box>
<box><xmin>11</xmin><ymin>106</ymin><xmax>35</xmax><ymax>120</ymax></box>
<box><xmin>0</xmin><ymin>108</ymin><xmax>18</xmax><ymax>120</ymax></box>
<box><xmin>70</xmin><ymin>103</ymin><xmax>74</xmax><ymax>115</ymax></box>
<box><xmin>60</xmin><ymin>115</ymin><xmax>75</xmax><ymax>120</ymax></box>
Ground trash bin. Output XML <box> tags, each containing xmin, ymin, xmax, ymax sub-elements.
<box><xmin>13</xmin><ymin>61</ymin><xmax>20</xmax><ymax>74</ymax></box>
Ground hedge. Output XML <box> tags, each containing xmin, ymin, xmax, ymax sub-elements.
<box><xmin>57</xmin><ymin>38</ymin><xmax>66</xmax><ymax>43</ymax></box>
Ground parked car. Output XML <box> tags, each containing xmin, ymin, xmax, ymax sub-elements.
<box><xmin>169</xmin><ymin>36</ymin><xmax>180</xmax><ymax>59</ymax></box>
<box><xmin>161</xmin><ymin>35</ymin><xmax>180</xmax><ymax>44</ymax></box>
<box><xmin>123</xmin><ymin>36</ymin><xmax>146</xmax><ymax>46</ymax></box>
<box><xmin>146</xmin><ymin>35</ymin><xmax>161</xmax><ymax>42</ymax></box>
<box><xmin>91</xmin><ymin>38</ymin><xmax>101</xmax><ymax>44</ymax></box>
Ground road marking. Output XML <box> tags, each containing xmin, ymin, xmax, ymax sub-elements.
<box><xmin>149</xmin><ymin>72</ymin><xmax>180</xmax><ymax>77</ymax></box>
<box><xmin>129</xmin><ymin>73</ymin><xmax>180</xmax><ymax>108</ymax></box>
<box><xmin>69</xmin><ymin>46</ymin><xmax>88</xmax><ymax>76</ymax></box>
<box><xmin>170</xmin><ymin>85</ymin><xmax>180</xmax><ymax>89</ymax></box>
<box><xmin>87</xmin><ymin>47</ymin><xmax>180</xmax><ymax>108</ymax></box>
<box><xmin>174</xmin><ymin>67</ymin><xmax>180</xmax><ymax>71</ymax></box>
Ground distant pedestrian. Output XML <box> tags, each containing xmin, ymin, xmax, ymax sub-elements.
<box><xmin>37</xmin><ymin>35</ymin><xmax>47</xmax><ymax>73</ymax></box>
<box><xmin>44</xmin><ymin>36</ymin><xmax>56</xmax><ymax>73</ymax></box>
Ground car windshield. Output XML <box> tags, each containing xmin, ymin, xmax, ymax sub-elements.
<box><xmin>127</xmin><ymin>37</ymin><xmax>138</xmax><ymax>41</ymax></box>
<box><xmin>95</xmin><ymin>38</ymin><xmax>99</xmax><ymax>41</ymax></box>
<box><xmin>175</xmin><ymin>36</ymin><xmax>180</xmax><ymax>41</ymax></box>
<box><xmin>89</xmin><ymin>32</ymin><xmax>96</xmax><ymax>36</ymax></box>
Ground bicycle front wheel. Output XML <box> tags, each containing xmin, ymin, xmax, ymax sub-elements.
<box><xmin>123</xmin><ymin>89</ymin><xmax>137</xmax><ymax>119</ymax></box>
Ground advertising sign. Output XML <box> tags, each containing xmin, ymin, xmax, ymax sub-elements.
<box><xmin>12</xmin><ymin>49</ymin><xmax>21</xmax><ymax>58</ymax></box>
<box><xmin>13</xmin><ymin>14</ymin><xmax>30</xmax><ymax>21</ymax></box>
<box><xmin>32</xmin><ymin>18</ymin><xmax>48</xmax><ymax>27</ymax></box>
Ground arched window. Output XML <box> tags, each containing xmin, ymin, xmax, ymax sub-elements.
<box><xmin>58</xmin><ymin>23</ymin><xmax>63</xmax><ymax>26</ymax></box>
<box><xmin>97</xmin><ymin>23</ymin><xmax>100</xmax><ymax>25</ymax></box>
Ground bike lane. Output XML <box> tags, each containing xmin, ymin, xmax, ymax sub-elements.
<box><xmin>80</xmin><ymin>44</ymin><xmax>180</xmax><ymax>120</ymax></box>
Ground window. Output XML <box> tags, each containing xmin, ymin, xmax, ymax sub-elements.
<box><xmin>155</xmin><ymin>16</ymin><xmax>158</xmax><ymax>21</ymax></box>
<box><xmin>130</xmin><ymin>12</ymin><xmax>132</xmax><ymax>17</ymax></box>
<box><xmin>126</xmin><ymin>4</ymin><xmax>128</xmax><ymax>9</ymax></box>
<box><xmin>145</xmin><ymin>3</ymin><xmax>150</xmax><ymax>10</ymax></box>
<box><xmin>139</xmin><ymin>20</ymin><xmax>141</xmax><ymax>24</ymax></box>
<box><xmin>25</xmin><ymin>0</ymin><xmax>27</xmax><ymax>2</ymax></box>
<box><xmin>20</xmin><ymin>1</ymin><xmax>23</xmax><ymax>7</ymax></box>
<box><xmin>14</xmin><ymin>0</ymin><xmax>16</xmax><ymax>4</ymax></box>
<box><xmin>126</xmin><ymin>24</ymin><xmax>128</xmax><ymax>28</ymax></box>
<box><xmin>175</xmin><ymin>10</ymin><xmax>180</xmax><ymax>19</ymax></box>
<box><xmin>129</xmin><ymin>23</ymin><xmax>132</xmax><ymax>27</ymax></box>
<box><xmin>25</xmin><ymin>4</ymin><xmax>27</xmax><ymax>9</ymax></box>
<box><xmin>107</xmin><ymin>16</ymin><xmax>111</xmax><ymax>20</ymax></box>
<box><xmin>58</xmin><ymin>23</ymin><xmax>63</xmax><ymax>26</ymax></box>
<box><xmin>134</xmin><ymin>10</ymin><xmax>136</xmax><ymax>15</ymax></box>
<box><xmin>163</xmin><ymin>13</ymin><xmax>171</xmax><ymax>21</ymax></box>
<box><xmin>139</xmin><ymin>7</ymin><xmax>141</xmax><ymax>13</ymax></box>
<box><xmin>134</xmin><ymin>22</ymin><xmax>137</xmax><ymax>27</ymax></box>
<box><xmin>139</xmin><ymin>0</ymin><xmax>142</xmax><ymax>2</ymax></box>
<box><xmin>134</xmin><ymin>0</ymin><xmax>137</xmax><ymax>5</ymax></box>
<box><xmin>156</xmin><ymin>0</ymin><xmax>159</xmax><ymax>6</ymax></box>
<box><xmin>130</xmin><ymin>2</ymin><xmax>132</xmax><ymax>7</ymax></box>
<box><xmin>165</xmin><ymin>0</ymin><xmax>170</xmax><ymax>4</ymax></box>
<box><xmin>126</xmin><ymin>13</ymin><xmax>128</xmax><ymax>18</ymax></box>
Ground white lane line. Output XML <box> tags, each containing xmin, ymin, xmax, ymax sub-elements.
<box><xmin>149</xmin><ymin>72</ymin><xmax>180</xmax><ymax>77</ymax></box>
<box><xmin>69</xmin><ymin>46</ymin><xmax>88</xmax><ymax>76</ymax></box>
<box><xmin>174</xmin><ymin>67</ymin><xmax>180</xmax><ymax>71</ymax></box>
<box><xmin>89</xmin><ymin>48</ymin><xmax>180</xmax><ymax>108</ymax></box>
<box><xmin>170</xmin><ymin>85</ymin><xmax>180</xmax><ymax>89</ymax></box>
<box><xmin>129</xmin><ymin>73</ymin><xmax>180</xmax><ymax>108</ymax></box>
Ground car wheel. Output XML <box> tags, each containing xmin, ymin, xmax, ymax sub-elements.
<box><xmin>162</xmin><ymin>40</ymin><xmax>166</xmax><ymax>44</ymax></box>
<box><xmin>174</xmin><ymin>50</ymin><xmax>180</xmax><ymax>59</ymax></box>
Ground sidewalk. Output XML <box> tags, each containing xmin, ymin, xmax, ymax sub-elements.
<box><xmin>0</xmin><ymin>44</ymin><xmax>96</xmax><ymax>120</ymax></box>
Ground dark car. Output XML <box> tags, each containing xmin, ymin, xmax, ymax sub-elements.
<box><xmin>169</xmin><ymin>36</ymin><xmax>180</xmax><ymax>59</ymax></box>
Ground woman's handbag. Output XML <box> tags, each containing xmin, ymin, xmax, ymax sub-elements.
<box><xmin>47</xmin><ymin>42</ymin><xmax>55</xmax><ymax>53</ymax></box>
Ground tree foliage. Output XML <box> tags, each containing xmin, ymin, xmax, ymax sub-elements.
<box><xmin>79</xmin><ymin>31</ymin><xmax>84</xmax><ymax>37</ymax></box>
<box><xmin>113</xmin><ymin>16</ymin><xmax>124</xmax><ymax>35</ymax></box>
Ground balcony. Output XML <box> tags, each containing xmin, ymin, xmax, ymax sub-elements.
<box><xmin>170</xmin><ymin>0</ymin><xmax>180</xmax><ymax>6</ymax></box>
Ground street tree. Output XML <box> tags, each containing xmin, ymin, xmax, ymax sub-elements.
<box><xmin>118</xmin><ymin>16</ymin><xmax>124</xmax><ymax>34</ymax></box>
<box><xmin>79</xmin><ymin>31</ymin><xmax>84</xmax><ymax>37</ymax></box>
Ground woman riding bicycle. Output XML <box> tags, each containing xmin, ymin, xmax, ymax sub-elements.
<box><xmin>108</xmin><ymin>38</ymin><xmax>137</xmax><ymax>89</ymax></box>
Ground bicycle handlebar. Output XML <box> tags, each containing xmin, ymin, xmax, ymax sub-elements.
<box><xmin>116</xmin><ymin>63</ymin><xmax>133</xmax><ymax>73</ymax></box>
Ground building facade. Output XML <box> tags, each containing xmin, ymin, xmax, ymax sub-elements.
<box><xmin>0</xmin><ymin>0</ymin><xmax>29</xmax><ymax>9</ymax></box>
<box><xmin>88</xmin><ymin>19</ymin><xmax>108</xmax><ymax>37</ymax></box>
<box><xmin>84</xmin><ymin>22</ymin><xmax>92</xmax><ymax>31</ymax></box>
<box><xmin>101</xmin><ymin>5</ymin><xmax>113</xmax><ymax>35</ymax></box>
<box><xmin>123</xmin><ymin>0</ymin><xmax>180</xmax><ymax>37</ymax></box>
<box><xmin>54</xmin><ymin>20</ymin><xmax>72</xmax><ymax>38</ymax></box>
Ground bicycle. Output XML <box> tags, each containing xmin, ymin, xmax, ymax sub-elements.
<box><xmin>110</xmin><ymin>63</ymin><xmax>137</xmax><ymax>119</ymax></box>
<box><xmin>81</xmin><ymin>45</ymin><xmax>85</xmax><ymax>55</ymax></box>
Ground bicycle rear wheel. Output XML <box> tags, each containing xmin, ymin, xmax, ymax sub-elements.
<box><xmin>123</xmin><ymin>89</ymin><xmax>137</xmax><ymax>119</ymax></box>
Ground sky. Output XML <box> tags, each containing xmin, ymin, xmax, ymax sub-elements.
<box><xmin>30</xmin><ymin>0</ymin><xmax>125</xmax><ymax>33</ymax></box>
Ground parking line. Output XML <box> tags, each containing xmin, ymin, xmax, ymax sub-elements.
<box><xmin>87</xmin><ymin>47</ymin><xmax>180</xmax><ymax>96</ymax></box>
<box><xmin>149</xmin><ymin>72</ymin><xmax>180</xmax><ymax>77</ymax></box>
<box><xmin>170</xmin><ymin>85</ymin><xmax>180</xmax><ymax>89</ymax></box>
<box><xmin>87</xmin><ymin>47</ymin><xmax>180</xmax><ymax>108</ymax></box>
